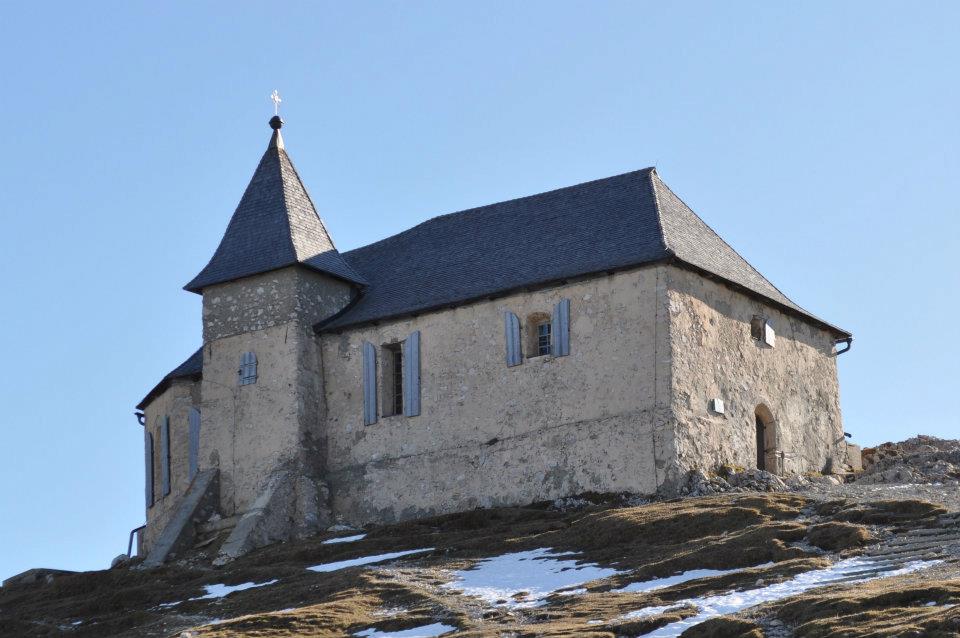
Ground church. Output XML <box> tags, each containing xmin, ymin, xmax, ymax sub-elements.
<box><xmin>134</xmin><ymin>115</ymin><xmax>852</xmax><ymax>564</ymax></box>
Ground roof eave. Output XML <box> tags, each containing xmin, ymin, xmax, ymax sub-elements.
<box><xmin>135</xmin><ymin>371</ymin><xmax>202</xmax><ymax>412</ymax></box>
<box><xmin>317</xmin><ymin>256</ymin><xmax>851</xmax><ymax>340</ymax></box>
<box><xmin>667</xmin><ymin>257</ymin><xmax>852</xmax><ymax>339</ymax></box>
<box><xmin>184</xmin><ymin>261</ymin><xmax>366</xmax><ymax>295</ymax></box>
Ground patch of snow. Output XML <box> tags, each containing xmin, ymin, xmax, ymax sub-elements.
<box><xmin>308</xmin><ymin>548</ymin><xmax>434</xmax><ymax>573</ymax></box>
<box><xmin>616</xmin><ymin>564</ymin><xmax>774</xmax><ymax>593</ymax></box>
<box><xmin>158</xmin><ymin>600</ymin><xmax>182</xmax><ymax>609</ymax></box>
<box><xmin>322</xmin><ymin>533</ymin><xmax>367</xmax><ymax>544</ymax></box>
<box><xmin>443</xmin><ymin>548</ymin><xmax>619</xmax><ymax>607</ymax></box>
<box><xmin>192</xmin><ymin>579</ymin><xmax>279</xmax><ymax>600</ymax></box>
<box><xmin>353</xmin><ymin>622</ymin><xmax>456</xmax><ymax>637</ymax></box>
<box><xmin>621</xmin><ymin>558</ymin><xmax>940</xmax><ymax>637</ymax></box>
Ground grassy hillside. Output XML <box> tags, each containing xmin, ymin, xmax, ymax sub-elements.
<box><xmin>2</xmin><ymin>492</ymin><xmax>959</xmax><ymax>637</ymax></box>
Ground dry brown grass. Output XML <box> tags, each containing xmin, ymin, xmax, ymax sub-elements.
<box><xmin>1</xmin><ymin>491</ymin><xmax>954</xmax><ymax>638</ymax></box>
<box><xmin>771</xmin><ymin>576</ymin><xmax>960</xmax><ymax>637</ymax></box>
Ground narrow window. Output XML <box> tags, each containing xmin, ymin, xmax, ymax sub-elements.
<box><xmin>160</xmin><ymin>416</ymin><xmax>171</xmax><ymax>497</ymax></box>
<box><xmin>392</xmin><ymin>348</ymin><xmax>403</xmax><ymax>416</ymax></box>
<box><xmin>537</xmin><ymin>321</ymin><xmax>552</xmax><ymax>356</ymax></box>
<box><xmin>381</xmin><ymin>343</ymin><xmax>404</xmax><ymax>417</ymax></box>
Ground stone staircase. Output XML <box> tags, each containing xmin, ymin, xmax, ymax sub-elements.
<box><xmin>193</xmin><ymin>515</ymin><xmax>239</xmax><ymax>550</ymax></box>
<box><xmin>813</xmin><ymin>513</ymin><xmax>960</xmax><ymax>588</ymax></box>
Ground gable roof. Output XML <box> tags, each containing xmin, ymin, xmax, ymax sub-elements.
<box><xmin>184</xmin><ymin>122</ymin><xmax>365</xmax><ymax>293</ymax></box>
<box><xmin>141</xmin><ymin>165</ymin><xmax>850</xmax><ymax>410</ymax></box>
<box><xmin>321</xmin><ymin>169</ymin><xmax>849</xmax><ymax>337</ymax></box>
<box><xmin>136</xmin><ymin>347</ymin><xmax>202</xmax><ymax>410</ymax></box>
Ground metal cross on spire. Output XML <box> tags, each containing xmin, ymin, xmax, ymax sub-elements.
<box><xmin>270</xmin><ymin>90</ymin><xmax>282</xmax><ymax>116</ymax></box>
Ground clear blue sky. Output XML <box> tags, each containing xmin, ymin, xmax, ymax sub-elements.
<box><xmin>0</xmin><ymin>2</ymin><xmax>957</xmax><ymax>582</ymax></box>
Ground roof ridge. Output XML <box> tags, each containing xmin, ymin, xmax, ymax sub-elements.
<box><xmin>278</xmin><ymin>146</ymin><xmax>339</xmax><ymax>260</ymax></box>
<box><xmin>275</xmin><ymin>146</ymin><xmax>301</xmax><ymax>262</ymax></box>
<box><xmin>344</xmin><ymin>167</ymin><xmax>656</xmax><ymax>257</ymax></box>
<box><xmin>647</xmin><ymin>168</ymin><xmax>673</xmax><ymax>256</ymax></box>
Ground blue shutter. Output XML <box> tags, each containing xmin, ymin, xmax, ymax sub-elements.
<box><xmin>144</xmin><ymin>430</ymin><xmax>154</xmax><ymax>508</ymax></box>
<box><xmin>504</xmin><ymin>311</ymin><xmax>522</xmax><ymax>367</ymax></box>
<box><xmin>160</xmin><ymin>416</ymin><xmax>171</xmax><ymax>496</ymax></box>
<box><xmin>239</xmin><ymin>352</ymin><xmax>258</xmax><ymax>385</ymax></box>
<box><xmin>188</xmin><ymin>408</ymin><xmax>201</xmax><ymax>481</ymax></box>
<box><xmin>403</xmin><ymin>331</ymin><xmax>421</xmax><ymax>417</ymax></box>
<box><xmin>552</xmin><ymin>298</ymin><xmax>570</xmax><ymax>357</ymax></box>
<box><xmin>362</xmin><ymin>341</ymin><xmax>378</xmax><ymax>425</ymax></box>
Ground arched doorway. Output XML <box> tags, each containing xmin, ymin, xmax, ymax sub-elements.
<box><xmin>754</xmin><ymin>405</ymin><xmax>779</xmax><ymax>474</ymax></box>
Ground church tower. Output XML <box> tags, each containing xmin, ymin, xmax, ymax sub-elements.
<box><xmin>184</xmin><ymin>116</ymin><xmax>364</xmax><ymax>548</ymax></box>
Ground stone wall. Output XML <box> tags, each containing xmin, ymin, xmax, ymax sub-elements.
<box><xmin>142</xmin><ymin>378</ymin><xmax>201</xmax><ymax>551</ymax></box>
<box><xmin>665</xmin><ymin>265</ymin><xmax>844</xmax><ymax>480</ymax></box>
<box><xmin>320</xmin><ymin>267</ymin><xmax>673</xmax><ymax>524</ymax></box>
<box><xmin>199</xmin><ymin>267</ymin><xmax>352</xmax><ymax>519</ymax></box>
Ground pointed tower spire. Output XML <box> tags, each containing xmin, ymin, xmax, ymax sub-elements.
<box><xmin>185</xmin><ymin>117</ymin><xmax>365</xmax><ymax>293</ymax></box>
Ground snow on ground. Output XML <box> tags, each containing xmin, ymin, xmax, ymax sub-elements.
<box><xmin>620</xmin><ymin>557</ymin><xmax>941</xmax><ymax>637</ymax></box>
<box><xmin>157</xmin><ymin>579</ymin><xmax>280</xmax><ymax>609</ymax></box>
<box><xmin>615</xmin><ymin>563</ymin><xmax>774</xmax><ymax>593</ymax></box>
<box><xmin>193</xmin><ymin>579</ymin><xmax>279</xmax><ymax>601</ymax></box>
<box><xmin>322</xmin><ymin>533</ymin><xmax>367</xmax><ymax>545</ymax></box>
<box><xmin>443</xmin><ymin>548</ymin><xmax>619</xmax><ymax>607</ymax></box>
<box><xmin>308</xmin><ymin>548</ymin><xmax>434</xmax><ymax>573</ymax></box>
<box><xmin>353</xmin><ymin>622</ymin><xmax>457</xmax><ymax>637</ymax></box>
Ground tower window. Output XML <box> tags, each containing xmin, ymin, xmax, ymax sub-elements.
<box><xmin>239</xmin><ymin>352</ymin><xmax>258</xmax><ymax>385</ymax></box>
<box><xmin>381</xmin><ymin>343</ymin><xmax>403</xmax><ymax>416</ymax></box>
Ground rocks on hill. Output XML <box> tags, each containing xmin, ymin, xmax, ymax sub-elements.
<box><xmin>859</xmin><ymin>435</ymin><xmax>960</xmax><ymax>485</ymax></box>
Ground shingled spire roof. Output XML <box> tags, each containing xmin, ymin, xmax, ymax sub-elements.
<box><xmin>185</xmin><ymin>117</ymin><xmax>365</xmax><ymax>293</ymax></box>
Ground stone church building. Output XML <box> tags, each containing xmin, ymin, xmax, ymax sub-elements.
<box><xmin>135</xmin><ymin>116</ymin><xmax>852</xmax><ymax>563</ymax></box>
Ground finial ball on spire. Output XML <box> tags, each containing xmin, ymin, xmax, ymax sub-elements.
<box><xmin>269</xmin><ymin>115</ymin><xmax>283</xmax><ymax>130</ymax></box>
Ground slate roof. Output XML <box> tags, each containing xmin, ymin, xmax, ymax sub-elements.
<box><xmin>321</xmin><ymin>168</ymin><xmax>849</xmax><ymax>337</ymax></box>
<box><xmin>136</xmin><ymin>347</ymin><xmax>202</xmax><ymax>410</ymax></box>
<box><xmin>145</xmin><ymin>142</ymin><xmax>850</xmax><ymax>409</ymax></box>
<box><xmin>184</xmin><ymin>127</ymin><xmax>365</xmax><ymax>293</ymax></box>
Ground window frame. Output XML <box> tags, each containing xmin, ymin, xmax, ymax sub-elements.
<box><xmin>524</xmin><ymin>311</ymin><xmax>553</xmax><ymax>359</ymax></box>
<box><xmin>380</xmin><ymin>342</ymin><xmax>404</xmax><ymax>417</ymax></box>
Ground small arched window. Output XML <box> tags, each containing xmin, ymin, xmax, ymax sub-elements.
<box><xmin>525</xmin><ymin>312</ymin><xmax>552</xmax><ymax>358</ymax></box>
<box><xmin>239</xmin><ymin>352</ymin><xmax>258</xmax><ymax>385</ymax></box>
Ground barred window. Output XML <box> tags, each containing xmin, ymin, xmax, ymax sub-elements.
<box><xmin>536</xmin><ymin>321</ymin><xmax>552</xmax><ymax>356</ymax></box>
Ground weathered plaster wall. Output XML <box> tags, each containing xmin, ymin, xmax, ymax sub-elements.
<box><xmin>200</xmin><ymin>267</ymin><xmax>352</xmax><ymax>519</ymax></box>
<box><xmin>142</xmin><ymin>378</ymin><xmax>201</xmax><ymax>551</ymax></box>
<box><xmin>665</xmin><ymin>265</ymin><xmax>844</xmax><ymax>478</ymax></box>
<box><xmin>320</xmin><ymin>267</ymin><xmax>673</xmax><ymax>524</ymax></box>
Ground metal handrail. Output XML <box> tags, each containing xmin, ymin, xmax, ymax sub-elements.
<box><xmin>128</xmin><ymin>525</ymin><xmax>146</xmax><ymax>557</ymax></box>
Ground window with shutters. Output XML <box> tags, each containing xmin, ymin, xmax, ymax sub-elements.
<box><xmin>239</xmin><ymin>352</ymin><xmax>258</xmax><ymax>385</ymax></box>
<box><xmin>750</xmin><ymin>315</ymin><xmax>776</xmax><ymax>347</ymax></box>
<box><xmin>524</xmin><ymin>312</ymin><xmax>552</xmax><ymax>358</ymax></box>
<box><xmin>381</xmin><ymin>342</ymin><xmax>403</xmax><ymax>417</ymax></box>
